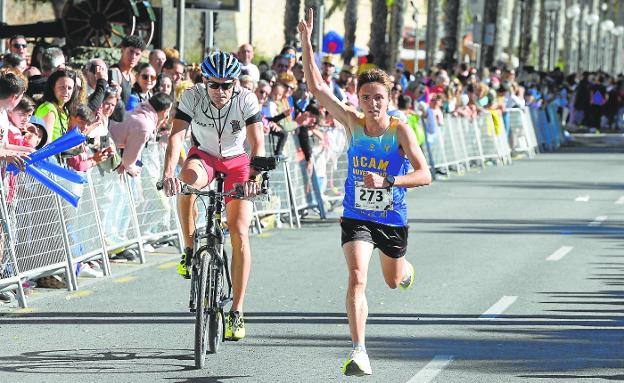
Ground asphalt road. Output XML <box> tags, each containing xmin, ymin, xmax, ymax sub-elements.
<box><xmin>1</xmin><ymin>147</ymin><xmax>623</xmax><ymax>383</ymax></box>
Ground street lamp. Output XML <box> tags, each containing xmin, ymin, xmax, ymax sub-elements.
<box><xmin>585</xmin><ymin>13</ymin><xmax>600</xmax><ymax>70</ymax></box>
<box><xmin>543</xmin><ymin>0</ymin><xmax>561</xmax><ymax>70</ymax></box>
<box><xmin>565</xmin><ymin>4</ymin><xmax>581</xmax><ymax>73</ymax></box>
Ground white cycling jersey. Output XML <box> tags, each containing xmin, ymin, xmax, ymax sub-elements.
<box><xmin>176</xmin><ymin>83</ymin><xmax>262</xmax><ymax>158</ymax></box>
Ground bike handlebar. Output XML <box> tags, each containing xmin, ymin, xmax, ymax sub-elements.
<box><xmin>156</xmin><ymin>172</ymin><xmax>271</xmax><ymax>200</ymax></box>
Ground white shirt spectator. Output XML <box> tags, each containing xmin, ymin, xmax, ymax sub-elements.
<box><xmin>241</xmin><ymin>62</ymin><xmax>260</xmax><ymax>83</ymax></box>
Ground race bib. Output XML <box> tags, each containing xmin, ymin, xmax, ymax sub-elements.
<box><xmin>354</xmin><ymin>182</ymin><xmax>393</xmax><ymax>211</ymax></box>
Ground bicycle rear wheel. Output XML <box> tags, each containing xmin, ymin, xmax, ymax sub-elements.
<box><xmin>194</xmin><ymin>250</ymin><xmax>211</xmax><ymax>369</ymax></box>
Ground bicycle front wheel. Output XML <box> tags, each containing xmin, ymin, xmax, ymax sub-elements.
<box><xmin>194</xmin><ymin>250</ymin><xmax>211</xmax><ymax>369</ymax></box>
<box><xmin>207</xmin><ymin>254</ymin><xmax>224</xmax><ymax>353</ymax></box>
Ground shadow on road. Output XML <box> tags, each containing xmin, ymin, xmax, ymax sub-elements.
<box><xmin>0</xmin><ymin>348</ymin><xmax>196</xmax><ymax>374</ymax></box>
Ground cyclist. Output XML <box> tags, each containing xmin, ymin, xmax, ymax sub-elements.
<box><xmin>299</xmin><ymin>10</ymin><xmax>432</xmax><ymax>377</ymax></box>
<box><xmin>161</xmin><ymin>51</ymin><xmax>265</xmax><ymax>341</ymax></box>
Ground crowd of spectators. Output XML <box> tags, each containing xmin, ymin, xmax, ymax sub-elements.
<box><xmin>0</xmin><ymin>32</ymin><xmax>622</xmax><ymax>301</ymax></box>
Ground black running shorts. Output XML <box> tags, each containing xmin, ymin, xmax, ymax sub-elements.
<box><xmin>340</xmin><ymin>217</ymin><xmax>408</xmax><ymax>258</ymax></box>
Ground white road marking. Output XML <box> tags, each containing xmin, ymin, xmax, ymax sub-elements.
<box><xmin>616</xmin><ymin>196</ymin><xmax>624</xmax><ymax>205</ymax></box>
<box><xmin>480</xmin><ymin>296</ymin><xmax>517</xmax><ymax>319</ymax></box>
<box><xmin>546</xmin><ymin>246</ymin><xmax>573</xmax><ymax>261</ymax></box>
<box><xmin>406</xmin><ymin>355</ymin><xmax>454</xmax><ymax>383</ymax></box>
<box><xmin>588</xmin><ymin>216</ymin><xmax>607</xmax><ymax>226</ymax></box>
<box><xmin>575</xmin><ymin>195</ymin><xmax>590</xmax><ymax>202</ymax></box>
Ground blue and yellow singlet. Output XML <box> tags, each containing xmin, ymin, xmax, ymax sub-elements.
<box><xmin>343</xmin><ymin>116</ymin><xmax>409</xmax><ymax>227</ymax></box>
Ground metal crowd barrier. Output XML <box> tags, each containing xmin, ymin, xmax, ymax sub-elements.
<box><xmin>0</xmin><ymin>109</ymin><xmax>543</xmax><ymax>308</ymax></box>
<box><xmin>505</xmin><ymin>108</ymin><xmax>539</xmax><ymax>158</ymax></box>
<box><xmin>131</xmin><ymin>142</ymin><xmax>182</xmax><ymax>250</ymax></box>
<box><xmin>425</xmin><ymin>111</ymin><xmax>513</xmax><ymax>175</ymax></box>
<box><xmin>57</xmin><ymin>172</ymin><xmax>111</xmax><ymax>288</ymax></box>
<box><xmin>0</xmin><ymin>169</ymin><xmax>76</xmax><ymax>303</ymax></box>
<box><xmin>0</xmin><ymin>145</ymin><xmax>186</xmax><ymax>307</ymax></box>
<box><xmin>529</xmin><ymin>103</ymin><xmax>563</xmax><ymax>152</ymax></box>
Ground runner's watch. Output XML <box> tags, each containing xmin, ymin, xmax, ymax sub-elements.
<box><xmin>385</xmin><ymin>175</ymin><xmax>395</xmax><ymax>188</ymax></box>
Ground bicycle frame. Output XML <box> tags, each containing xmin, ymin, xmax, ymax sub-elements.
<box><xmin>189</xmin><ymin>172</ymin><xmax>233</xmax><ymax>313</ymax></box>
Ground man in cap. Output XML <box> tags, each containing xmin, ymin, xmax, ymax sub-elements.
<box><xmin>321</xmin><ymin>54</ymin><xmax>345</xmax><ymax>101</ymax></box>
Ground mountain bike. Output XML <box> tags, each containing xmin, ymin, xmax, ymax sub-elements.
<box><xmin>159</xmin><ymin>156</ymin><xmax>276</xmax><ymax>369</ymax></box>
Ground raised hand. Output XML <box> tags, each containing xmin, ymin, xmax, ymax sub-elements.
<box><xmin>298</xmin><ymin>8</ymin><xmax>314</xmax><ymax>42</ymax></box>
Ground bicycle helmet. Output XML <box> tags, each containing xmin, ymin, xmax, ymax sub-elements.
<box><xmin>200</xmin><ymin>51</ymin><xmax>241</xmax><ymax>80</ymax></box>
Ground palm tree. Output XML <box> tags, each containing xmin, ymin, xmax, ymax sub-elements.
<box><xmin>442</xmin><ymin>0</ymin><xmax>460</xmax><ymax>65</ymax></box>
<box><xmin>520</xmin><ymin>0</ymin><xmax>536</xmax><ymax>68</ymax></box>
<box><xmin>480</xmin><ymin>0</ymin><xmax>499</xmax><ymax>68</ymax></box>
<box><xmin>424</xmin><ymin>0</ymin><xmax>441</xmax><ymax>69</ymax></box>
<box><xmin>369</xmin><ymin>0</ymin><xmax>389</xmax><ymax>69</ymax></box>
<box><xmin>284</xmin><ymin>0</ymin><xmax>302</xmax><ymax>48</ymax></box>
<box><xmin>563</xmin><ymin>0</ymin><xmax>575</xmax><ymax>73</ymax></box>
<box><xmin>538</xmin><ymin>0</ymin><xmax>547</xmax><ymax>70</ymax></box>
<box><xmin>305</xmin><ymin>0</ymin><xmax>325</xmax><ymax>51</ymax></box>
<box><xmin>342</xmin><ymin>0</ymin><xmax>358</xmax><ymax>65</ymax></box>
<box><xmin>387</xmin><ymin>0</ymin><xmax>406</xmax><ymax>70</ymax></box>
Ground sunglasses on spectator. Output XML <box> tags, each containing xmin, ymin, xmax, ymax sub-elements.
<box><xmin>282</xmin><ymin>53</ymin><xmax>296</xmax><ymax>59</ymax></box>
<box><xmin>141</xmin><ymin>74</ymin><xmax>157</xmax><ymax>81</ymax></box>
<box><xmin>12</xmin><ymin>43</ymin><xmax>27</xmax><ymax>49</ymax></box>
<box><xmin>207</xmin><ymin>81</ymin><xmax>235</xmax><ymax>90</ymax></box>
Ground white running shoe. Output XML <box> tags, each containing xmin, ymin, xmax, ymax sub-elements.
<box><xmin>342</xmin><ymin>349</ymin><xmax>372</xmax><ymax>377</ymax></box>
<box><xmin>399</xmin><ymin>260</ymin><xmax>415</xmax><ymax>290</ymax></box>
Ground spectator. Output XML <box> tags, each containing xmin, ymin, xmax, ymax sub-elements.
<box><xmin>109</xmin><ymin>92</ymin><xmax>173</xmax><ymax>177</ymax></box>
<box><xmin>21</xmin><ymin>117</ymin><xmax>47</xmax><ymax>150</ymax></box>
<box><xmin>320</xmin><ymin>55</ymin><xmax>345</xmax><ymax>101</ymax></box>
<box><xmin>63</xmin><ymin>105</ymin><xmax>111</xmax><ymax>172</ymax></box>
<box><xmin>132</xmin><ymin>63</ymin><xmax>158</xmax><ymax>102</ymax></box>
<box><xmin>92</xmin><ymin>88</ymin><xmax>121</xmax><ymax>172</ymax></box>
<box><xmin>337</xmin><ymin>64</ymin><xmax>355</xmax><ymax>89</ymax></box>
<box><xmin>110</xmin><ymin>35</ymin><xmax>146</xmax><ymax>122</ymax></box>
<box><xmin>34</xmin><ymin>69</ymin><xmax>80</xmax><ymax>144</ymax></box>
<box><xmin>272</xmin><ymin>54</ymin><xmax>291</xmax><ymax>74</ymax></box>
<box><xmin>398</xmin><ymin>94</ymin><xmax>425</xmax><ymax>147</ymax></box>
<box><xmin>258</xmin><ymin>60</ymin><xmax>269</xmax><ymax>74</ymax></box>
<box><xmin>260</xmin><ymin>69</ymin><xmax>278</xmax><ymax>87</ymax></box>
<box><xmin>162</xmin><ymin>58</ymin><xmax>185</xmax><ymax>85</ymax></box>
<box><xmin>237</xmin><ymin>44</ymin><xmax>260</xmax><ymax>83</ymax></box>
<box><xmin>0</xmin><ymin>68</ymin><xmax>31</xmax><ymax>165</ymax></box>
<box><xmin>279</xmin><ymin>45</ymin><xmax>297</xmax><ymax>73</ymax></box>
<box><xmin>26</xmin><ymin>47</ymin><xmax>65</xmax><ymax>99</ymax></box>
<box><xmin>8</xmin><ymin>35</ymin><xmax>28</xmax><ymax>59</ymax></box>
<box><xmin>7</xmin><ymin>96</ymin><xmax>35</xmax><ymax>143</ymax></box>
<box><xmin>389</xmin><ymin>82</ymin><xmax>403</xmax><ymax>111</ymax></box>
<box><xmin>3</xmin><ymin>53</ymin><xmax>28</xmax><ymax>73</ymax></box>
<box><xmin>149</xmin><ymin>49</ymin><xmax>167</xmax><ymax>74</ymax></box>
<box><xmin>84</xmin><ymin>58</ymin><xmax>114</xmax><ymax>111</ymax></box>
<box><xmin>156</xmin><ymin>73</ymin><xmax>174</xmax><ymax>96</ymax></box>
<box><xmin>256</xmin><ymin>79</ymin><xmax>286</xmax><ymax>157</ymax></box>
<box><xmin>239</xmin><ymin>74</ymin><xmax>255</xmax><ymax>92</ymax></box>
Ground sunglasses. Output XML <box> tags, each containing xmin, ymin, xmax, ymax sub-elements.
<box><xmin>141</xmin><ymin>74</ymin><xmax>157</xmax><ymax>81</ymax></box>
<box><xmin>12</xmin><ymin>43</ymin><xmax>27</xmax><ymax>49</ymax></box>
<box><xmin>282</xmin><ymin>53</ymin><xmax>296</xmax><ymax>59</ymax></box>
<box><xmin>207</xmin><ymin>81</ymin><xmax>234</xmax><ymax>90</ymax></box>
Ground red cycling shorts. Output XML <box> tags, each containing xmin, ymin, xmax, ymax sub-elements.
<box><xmin>187</xmin><ymin>147</ymin><xmax>250</xmax><ymax>204</ymax></box>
